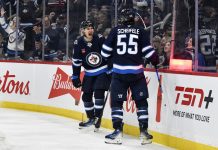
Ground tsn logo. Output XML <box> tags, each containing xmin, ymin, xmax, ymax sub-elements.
<box><xmin>175</xmin><ymin>86</ymin><xmax>213</xmax><ymax>109</ymax></box>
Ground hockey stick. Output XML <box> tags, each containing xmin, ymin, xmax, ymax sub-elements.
<box><xmin>94</xmin><ymin>85</ymin><xmax>111</xmax><ymax>130</ymax></box>
<box><xmin>155</xmin><ymin>67</ymin><xmax>163</xmax><ymax>122</ymax></box>
<box><xmin>135</xmin><ymin>12</ymin><xmax>147</xmax><ymax>29</ymax></box>
<box><xmin>101</xmin><ymin>69</ymin><xmax>112</xmax><ymax>112</ymax></box>
<box><xmin>155</xmin><ymin>67</ymin><xmax>163</xmax><ymax>93</ymax></box>
<box><xmin>101</xmin><ymin>86</ymin><xmax>111</xmax><ymax>116</ymax></box>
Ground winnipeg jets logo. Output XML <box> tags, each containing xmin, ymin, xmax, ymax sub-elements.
<box><xmin>86</xmin><ymin>52</ymin><xmax>102</xmax><ymax>67</ymax></box>
<box><xmin>9</xmin><ymin>35</ymin><xmax>16</xmax><ymax>43</ymax></box>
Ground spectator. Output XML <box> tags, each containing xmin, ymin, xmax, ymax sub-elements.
<box><xmin>198</xmin><ymin>4</ymin><xmax>217</xmax><ymax>72</ymax></box>
<box><xmin>56</xmin><ymin>14</ymin><xmax>68</xmax><ymax>60</ymax></box>
<box><xmin>174</xmin><ymin>35</ymin><xmax>206</xmax><ymax>72</ymax></box>
<box><xmin>0</xmin><ymin>7</ymin><xmax>26</xmax><ymax>60</ymax></box>
<box><xmin>158</xmin><ymin>38</ymin><xmax>171</xmax><ymax>68</ymax></box>
<box><xmin>152</xmin><ymin>35</ymin><xmax>162</xmax><ymax>56</ymax></box>
<box><xmin>18</xmin><ymin>0</ymin><xmax>43</xmax><ymax>60</ymax></box>
<box><xmin>88</xmin><ymin>5</ymin><xmax>99</xmax><ymax>25</ymax></box>
<box><xmin>33</xmin><ymin>15</ymin><xmax>60</xmax><ymax>61</ymax></box>
<box><xmin>152</xmin><ymin>35</ymin><xmax>165</xmax><ymax>67</ymax></box>
<box><xmin>49</xmin><ymin>12</ymin><xmax>56</xmax><ymax>23</ymax></box>
<box><xmin>181</xmin><ymin>0</ymin><xmax>217</xmax><ymax>72</ymax></box>
<box><xmin>68</xmin><ymin>0</ymin><xmax>86</xmax><ymax>40</ymax></box>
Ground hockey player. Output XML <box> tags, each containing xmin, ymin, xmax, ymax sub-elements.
<box><xmin>72</xmin><ymin>20</ymin><xmax>111</xmax><ymax>131</ymax></box>
<box><xmin>101</xmin><ymin>8</ymin><xmax>159</xmax><ymax>145</ymax></box>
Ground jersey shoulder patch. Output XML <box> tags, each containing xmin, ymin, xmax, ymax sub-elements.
<box><xmin>98</xmin><ymin>34</ymin><xmax>103</xmax><ymax>38</ymax></box>
<box><xmin>74</xmin><ymin>39</ymin><xmax>78</xmax><ymax>45</ymax></box>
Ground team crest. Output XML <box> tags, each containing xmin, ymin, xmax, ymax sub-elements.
<box><xmin>86</xmin><ymin>52</ymin><xmax>102</xmax><ymax>67</ymax></box>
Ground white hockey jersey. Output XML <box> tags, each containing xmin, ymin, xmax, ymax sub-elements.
<box><xmin>0</xmin><ymin>16</ymin><xmax>26</xmax><ymax>52</ymax></box>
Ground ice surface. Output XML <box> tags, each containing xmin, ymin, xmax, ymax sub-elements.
<box><xmin>0</xmin><ymin>108</ymin><xmax>173</xmax><ymax>150</ymax></box>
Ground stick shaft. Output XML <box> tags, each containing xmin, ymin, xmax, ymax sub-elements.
<box><xmin>155</xmin><ymin>68</ymin><xmax>163</xmax><ymax>93</ymax></box>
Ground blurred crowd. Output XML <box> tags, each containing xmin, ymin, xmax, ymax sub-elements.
<box><xmin>0</xmin><ymin>0</ymin><xmax>72</xmax><ymax>61</ymax></box>
<box><xmin>0</xmin><ymin>0</ymin><xmax>217</xmax><ymax>72</ymax></box>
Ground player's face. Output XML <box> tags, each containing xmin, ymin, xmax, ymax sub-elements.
<box><xmin>84</xmin><ymin>27</ymin><xmax>94</xmax><ymax>39</ymax></box>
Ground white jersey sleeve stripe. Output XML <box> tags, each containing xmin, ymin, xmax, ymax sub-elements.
<box><xmin>101</xmin><ymin>51</ymin><xmax>111</xmax><ymax>58</ymax></box>
<box><xmin>72</xmin><ymin>58</ymin><xmax>82</xmax><ymax>62</ymax></box>
<box><xmin>142</xmin><ymin>45</ymin><xmax>152</xmax><ymax>52</ymax></box>
<box><xmin>102</xmin><ymin>44</ymin><xmax>113</xmax><ymax>51</ymax></box>
<box><xmin>145</xmin><ymin>51</ymin><xmax>155</xmax><ymax>58</ymax></box>
<box><xmin>73</xmin><ymin>63</ymin><xmax>82</xmax><ymax>67</ymax></box>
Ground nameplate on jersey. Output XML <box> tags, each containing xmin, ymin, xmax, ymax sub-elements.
<box><xmin>118</xmin><ymin>28</ymin><xmax>139</xmax><ymax>34</ymax></box>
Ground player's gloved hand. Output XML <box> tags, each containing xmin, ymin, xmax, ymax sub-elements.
<box><xmin>106</xmin><ymin>69</ymin><xmax>113</xmax><ymax>80</ymax></box>
<box><xmin>149</xmin><ymin>51</ymin><xmax>159</xmax><ymax>67</ymax></box>
<box><xmin>72</xmin><ymin>78</ymin><xmax>81</xmax><ymax>88</ymax></box>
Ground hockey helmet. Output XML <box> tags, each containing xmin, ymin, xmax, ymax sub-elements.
<box><xmin>119</xmin><ymin>8</ymin><xmax>135</xmax><ymax>25</ymax></box>
<box><xmin>80</xmin><ymin>20</ymin><xmax>94</xmax><ymax>29</ymax></box>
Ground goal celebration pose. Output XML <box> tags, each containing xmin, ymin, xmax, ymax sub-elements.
<box><xmin>72</xmin><ymin>20</ymin><xmax>111</xmax><ymax>132</ymax></box>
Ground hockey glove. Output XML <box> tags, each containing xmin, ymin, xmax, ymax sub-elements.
<box><xmin>149</xmin><ymin>52</ymin><xmax>159</xmax><ymax>68</ymax></box>
<box><xmin>106</xmin><ymin>69</ymin><xmax>113</xmax><ymax>80</ymax></box>
<box><xmin>72</xmin><ymin>78</ymin><xmax>82</xmax><ymax>88</ymax></box>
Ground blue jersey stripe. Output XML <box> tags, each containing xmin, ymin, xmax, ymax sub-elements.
<box><xmin>113</xmin><ymin>68</ymin><xmax>144</xmax><ymax>74</ymax></box>
<box><xmin>85</xmin><ymin>68</ymin><xmax>108</xmax><ymax>76</ymax></box>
